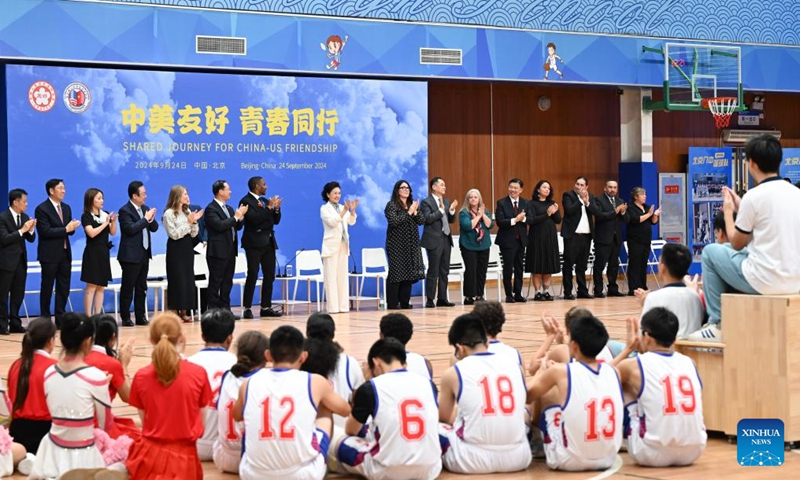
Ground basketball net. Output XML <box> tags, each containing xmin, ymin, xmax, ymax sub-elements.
<box><xmin>702</xmin><ymin>97</ymin><xmax>738</xmax><ymax>129</ymax></box>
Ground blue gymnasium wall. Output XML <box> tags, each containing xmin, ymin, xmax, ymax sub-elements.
<box><xmin>1</xmin><ymin>1</ymin><xmax>800</xmax><ymax>91</ymax></box>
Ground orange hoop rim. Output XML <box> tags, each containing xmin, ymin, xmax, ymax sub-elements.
<box><xmin>702</xmin><ymin>97</ymin><xmax>739</xmax><ymax>129</ymax></box>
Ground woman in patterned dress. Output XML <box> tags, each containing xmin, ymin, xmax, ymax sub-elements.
<box><xmin>384</xmin><ymin>180</ymin><xmax>426</xmax><ymax>309</ymax></box>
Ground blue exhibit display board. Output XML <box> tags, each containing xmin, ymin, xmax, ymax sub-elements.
<box><xmin>687</xmin><ymin>147</ymin><xmax>733</xmax><ymax>272</ymax></box>
<box><xmin>5</xmin><ymin>65</ymin><xmax>429</xmax><ymax>314</ymax></box>
<box><xmin>781</xmin><ymin>148</ymin><xmax>800</xmax><ymax>184</ymax></box>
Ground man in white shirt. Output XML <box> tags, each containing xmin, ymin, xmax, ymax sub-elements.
<box><xmin>561</xmin><ymin>176</ymin><xmax>599</xmax><ymax>300</ymax></box>
<box><xmin>635</xmin><ymin>243</ymin><xmax>703</xmax><ymax>339</ymax></box>
<box><xmin>690</xmin><ymin>135</ymin><xmax>800</xmax><ymax>342</ymax></box>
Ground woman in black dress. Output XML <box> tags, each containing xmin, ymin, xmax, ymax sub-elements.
<box><xmin>162</xmin><ymin>185</ymin><xmax>203</xmax><ymax>322</ymax></box>
<box><xmin>525</xmin><ymin>180</ymin><xmax>561</xmax><ymax>301</ymax></box>
<box><xmin>625</xmin><ymin>186</ymin><xmax>661</xmax><ymax>294</ymax></box>
<box><xmin>81</xmin><ymin>188</ymin><xmax>116</xmax><ymax>315</ymax></box>
<box><xmin>384</xmin><ymin>179</ymin><xmax>425</xmax><ymax>309</ymax></box>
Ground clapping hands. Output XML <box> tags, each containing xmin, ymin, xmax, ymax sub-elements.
<box><xmin>188</xmin><ymin>209</ymin><xmax>204</xmax><ymax>224</ymax></box>
<box><xmin>408</xmin><ymin>200</ymin><xmax>420</xmax><ymax>215</ymax></box>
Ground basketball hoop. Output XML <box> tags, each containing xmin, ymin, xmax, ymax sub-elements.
<box><xmin>702</xmin><ymin>97</ymin><xmax>738</xmax><ymax>129</ymax></box>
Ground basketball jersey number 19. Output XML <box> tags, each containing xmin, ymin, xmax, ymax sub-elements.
<box><xmin>660</xmin><ymin>374</ymin><xmax>697</xmax><ymax>415</ymax></box>
<box><xmin>584</xmin><ymin>397</ymin><xmax>616</xmax><ymax>442</ymax></box>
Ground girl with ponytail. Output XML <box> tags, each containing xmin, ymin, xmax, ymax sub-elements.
<box><xmin>27</xmin><ymin>313</ymin><xmax>112</xmax><ymax>479</ymax></box>
<box><xmin>125</xmin><ymin>312</ymin><xmax>212</xmax><ymax>480</ymax></box>
<box><xmin>84</xmin><ymin>314</ymin><xmax>140</xmax><ymax>440</ymax></box>
<box><xmin>7</xmin><ymin>317</ymin><xmax>56</xmax><ymax>454</ymax></box>
<box><xmin>212</xmin><ymin>330</ymin><xmax>268</xmax><ymax>474</ymax></box>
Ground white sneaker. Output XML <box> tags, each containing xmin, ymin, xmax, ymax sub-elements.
<box><xmin>17</xmin><ymin>452</ymin><xmax>35</xmax><ymax>475</ymax></box>
<box><xmin>687</xmin><ymin>323</ymin><xmax>723</xmax><ymax>343</ymax></box>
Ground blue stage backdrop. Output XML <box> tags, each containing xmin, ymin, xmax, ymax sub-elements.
<box><xmin>6</xmin><ymin>64</ymin><xmax>429</xmax><ymax>314</ymax></box>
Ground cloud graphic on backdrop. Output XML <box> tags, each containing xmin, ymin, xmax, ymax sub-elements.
<box><xmin>69</xmin><ymin>69</ymin><xmax>177</xmax><ymax>176</ymax></box>
<box><xmin>247</xmin><ymin>76</ymin><xmax>298</xmax><ymax>107</ymax></box>
<box><xmin>299</xmin><ymin>79</ymin><xmax>428</xmax><ymax>229</ymax></box>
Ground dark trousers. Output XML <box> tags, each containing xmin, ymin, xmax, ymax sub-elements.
<box><xmin>120</xmin><ymin>259</ymin><xmax>149</xmax><ymax>323</ymax></box>
<box><xmin>387</xmin><ymin>280</ymin><xmax>413</xmax><ymax>308</ymax></box>
<box><xmin>563</xmin><ymin>233</ymin><xmax>591</xmax><ymax>296</ymax></box>
<box><xmin>243</xmin><ymin>246</ymin><xmax>276</xmax><ymax>309</ymax></box>
<box><xmin>499</xmin><ymin>242</ymin><xmax>525</xmax><ymax>297</ymax></box>
<box><xmin>0</xmin><ymin>258</ymin><xmax>26</xmax><ymax>330</ymax></box>
<box><xmin>424</xmin><ymin>239</ymin><xmax>451</xmax><ymax>302</ymax></box>
<box><xmin>627</xmin><ymin>241</ymin><xmax>650</xmax><ymax>292</ymax></box>
<box><xmin>208</xmin><ymin>252</ymin><xmax>236</xmax><ymax>310</ymax></box>
<box><xmin>592</xmin><ymin>241</ymin><xmax>622</xmax><ymax>294</ymax></box>
<box><xmin>40</xmin><ymin>254</ymin><xmax>71</xmax><ymax>326</ymax></box>
<box><xmin>461</xmin><ymin>247</ymin><xmax>489</xmax><ymax>298</ymax></box>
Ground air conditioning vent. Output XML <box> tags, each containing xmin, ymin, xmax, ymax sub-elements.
<box><xmin>196</xmin><ymin>36</ymin><xmax>247</xmax><ymax>56</ymax></box>
<box><xmin>420</xmin><ymin>48</ymin><xmax>462</xmax><ymax>66</ymax></box>
<box><xmin>721</xmin><ymin>129</ymin><xmax>781</xmax><ymax>144</ymax></box>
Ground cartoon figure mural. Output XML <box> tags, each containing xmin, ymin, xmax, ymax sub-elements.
<box><xmin>544</xmin><ymin>42</ymin><xmax>564</xmax><ymax>80</ymax></box>
<box><xmin>321</xmin><ymin>34</ymin><xmax>349</xmax><ymax>71</ymax></box>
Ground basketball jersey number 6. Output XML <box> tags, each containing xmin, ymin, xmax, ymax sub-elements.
<box><xmin>584</xmin><ymin>397</ymin><xmax>615</xmax><ymax>441</ymax></box>
<box><xmin>399</xmin><ymin>398</ymin><xmax>426</xmax><ymax>441</ymax></box>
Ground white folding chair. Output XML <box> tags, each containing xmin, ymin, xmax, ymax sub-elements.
<box><xmin>193</xmin><ymin>254</ymin><xmax>210</xmax><ymax>321</ymax></box>
<box><xmin>486</xmin><ymin>244</ymin><xmax>503</xmax><ymax>301</ymax></box>
<box><xmin>232</xmin><ymin>252</ymin><xmax>257</xmax><ymax>309</ymax></box>
<box><xmin>619</xmin><ymin>240</ymin><xmax>629</xmax><ymax>285</ymax></box>
<box><xmin>22</xmin><ymin>261</ymin><xmax>42</xmax><ymax>318</ymax></box>
<box><xmin>447</xmin><ymin>244</ymin><xmax>465</xmax><ymax>304</ymax></box>
<box><xmin>106</xmin><ymin>259</ymin><xmax>124</xmax><ymax>319</ymax></box>
<box><xmin>350</xmin><ymin>248</ymin><xmax>387</xmax><ymax>311</ymax></box>
<box><xmin>146</xmin><ymin>254</ymin><xmax>168</xmax><ymax>314</ymax></box>
<box><xmin>67</xmin><ymin>260</ymin><xmax>82</xmax><ymax>311</ymax></box>
<box><xmin>291</xmin><ymin>250</ymin><xmax>324</xmax><ymax>312</ymax></box>
<box><xmin>648</xmin><ymin>239</ymin><xmax>667</xmax><ymax>288</ymax></box>
<box><xmin>419</xmin><ymin>247</ymin><xmax>429</xmax><ymax>300</ymax></box>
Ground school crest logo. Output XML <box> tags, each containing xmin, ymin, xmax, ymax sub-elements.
<box><xmin>28</xmin><ymin>81</ymin><xmax>57</xmax><ymax>112</ymax></box>
<box><xmin>63</xmin><ymin>82</ymin><xmax>91</xmax><ymax>113</ymax></box>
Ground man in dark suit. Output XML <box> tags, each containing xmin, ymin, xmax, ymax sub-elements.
<box><xmin>117</xmin><ymin>181</ymin><xmax>159</xmax><ymax>327</ymax></box>
<box><xmin>420</xmin><ymin>177</ymin><xmax>457</xmax><ymax>308</ymax></box>
<box><xmin>35</xmin><ymin>178</ymin><xmax>81</xmax><ymax>328</ymax></box>
<box><xmin>592</xmin><ymin>179</ymin><xmax>629</xmax><ymax>297</ymax></box>
<box><xmin>205</xmin><ymin>180</ymin><xmax>247</xmax><ymax>313</ymax></box>
<box><xmin>239</xmin><ymin>176</ymin><xmax>282</xmax><ymax>319</ymax></box>
<box><xmin>0</xmin><ymin>189</ymin><xmax>36</xmax><ymax>334</ymax></box>
<box><xmin>561</xmin><ymin>176</ymin><xmax>599</xmax><ymax>300</ymax></box>
<box><xmin>495</xmin><ymin>178</ymin><xmax>531</xmax><ymax>303</ymax></box>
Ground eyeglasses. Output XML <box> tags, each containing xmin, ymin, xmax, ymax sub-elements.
<box><xmin>398</xmin><ymin>186</ymin><xmax>410</xmax><ymax>190</ymax></box>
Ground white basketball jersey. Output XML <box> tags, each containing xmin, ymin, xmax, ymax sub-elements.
<box><xmin>406</xmin><ymin>351</ymin><xmax>432</xmax><ymax>379</ymax></box>
<box><xmin>214</xmin><ymin>370</ymin><xmax>252</xmax><ymax>454</ymax></box>
<box><xmin>331</xmin><ymin>352</ymin><xmax>364</xmax><ymax>402</ymax></box>
<box><xmin>548</xmin><ymin>362</ymin><xmax>623</xmax><ymax>462</ymax></box>
<box><xmin>629</xmin><ymin>352</ymin><xmax>706</xmax><ymax>448</ymax></box>
<box><xmin>487</xmin><ymin>340</ymin><xmax>522</xmax><ymax>366</ymax></box>
<box><xmin>188</xmin><ymin>348</ymin><xmax>238</xmax><ymax>447</ymax></box>
<box><xmin>242</xmin><ymin>368</ymin><xmax>321</xmax><ymax>472</ymax></box>
<box><xmin>452</xmin><ymin>352</ymin><xmax>527</xmax><ymax>447</ymax></box>
<box><xmin>597</xmin><ymin>345</ymin><xmax>614</xmax><ymax>364</ymax></box>
<box><xmin>369</xmin><ymin>370</ymin><xmax>441</xmax><ymax>468</ymax></box>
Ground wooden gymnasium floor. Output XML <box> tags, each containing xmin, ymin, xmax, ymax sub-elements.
<box><xmin>0</xmin><ymin>280</ymin><xmax>795</xmax><ymax>479</ymax></box>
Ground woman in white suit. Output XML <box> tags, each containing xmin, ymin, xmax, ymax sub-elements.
<box><xmin>320</xmin><ymin>181</ymin><xmax>358</xmax><ymax>313</ymax></box>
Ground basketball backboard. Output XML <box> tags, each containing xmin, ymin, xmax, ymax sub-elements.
<box><xmin>643</xmin><ymin>43</ymin><xmax>743</xmax><ymax>112</ymax></box>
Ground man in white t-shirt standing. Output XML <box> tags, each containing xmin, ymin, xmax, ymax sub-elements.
<box><xmin>689</xmin><ymin>135</ymin><xmax>800</xmax><ymax>343</ymax></box>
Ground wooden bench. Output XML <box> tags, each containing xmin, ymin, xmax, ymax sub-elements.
<box><xmin>675</xmin><ymin>294</ymin><xmax>800</xmax><ymax>445</ymax></box>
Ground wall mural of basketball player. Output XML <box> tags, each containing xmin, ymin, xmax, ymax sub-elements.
<box><xmin>321</xmin><ymin>34</ymin><xmax>349</xmax><ymax>71</ymax></box>
<box><xmin>544</xmin><ymin>42</ymin><xmax>564</xmax><ymax>80</ymax></box>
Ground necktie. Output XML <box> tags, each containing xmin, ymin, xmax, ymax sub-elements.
<box><xmin>438</xmin><ymin>198</ymin><xmax>450</xmax><ymax>235</ymax></box>
<box><xmin>221</xmin><ymin>204</ymin><xmax>235</xmax><ymax>241</ymax></box>
<box><xmin>16</xmin><ymin>214</ymin><xmax>21</xmax><ymax>229</ymax></box>
<box><xmin>513</xmin><ymin>201</ymin><xmax>520</xmax><ymax>239</ymax></box>
<box><xmin>138</xmin><ymin>208</ymin><xmax>149</xmax><ymax>250</ymax></box>
<box><xmin>260</xmin><ymin>197</ymin><xmax>268</xmax><ymax>209</ymax></box>
<box><xmin>608</xmin><ymin>195</ymin><xmax>615</xmax><ymax>207</ymax></box>
<box><xmin>56</xmin><ymin>204</ymin><xmax>66</xmax><ymax>248</ymax></box>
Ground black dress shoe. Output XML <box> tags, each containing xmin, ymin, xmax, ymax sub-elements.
<box><xmin>261</xmin><ymin>307</ymin><xmax>282</xmax><ymax>318</ymax></box>
<box><xmin>0</xmin><ymin>329</ymin><xmax>9</xmax><ymax>336</ymax></box>
<box><xmin>243</xmin><ymin>308</ymin><xmax>254</xmax><ymax>319</ymax></box>
<box><xmin>514</xmin><ymin>295</ymin><xmax>527</xmax><ymax>303</ymax></box>
<box><xmin>607</xmin><ymin>291</ymin><xmax>625</xmax><ymax>297</ymax></box>
<box><xmin>542</xmin><ymin>291</ymin><xmax>554</xmax><ymax>301</ymax></box>
<box><xmin>425</xmin><ymin>301</ymin><xmax>436</xmax><ymax>308</ymax></box>
<box><xmin>9</xmin><ymin>325</ymin><xmax>26</xmax><ymax>334</ymax></box>
<box><xmin>627</xmin><ymin>291</ymin><xmax>636</xmax><ymax>296</ymax></box>
<box><xmin>135</xmin><ymin>318</ymin><xmax>149</xmax><ymax>326</ymax></box>
<box><xmin>505</xmin><ymin>296</ymin><xmax>515</xmax><ymax>303</ymax></box>
<box><xmin>387</xmin><ymin>304</ymin><xmax>402</xmax><ymax>310</ymax></box>
<box><xmin>577</xmin><ymin>293</ymin><xmax>594</xmax><ymax>299</ymax></box>
<box><xmin>121</xmin><ymin>319</ymin><xmax>135</xmax><ymax>327</ymax></box>
<box><xmin>463</xmin><ymin>297</ymin><xmax>475</xmax><ymax>305</ymax></box>
<box><xmin>401</xmin><ymin>304</ymin><xmax>413</xmax><ymax>309</ymax></box>
<box><xmin>563</xmin><ymin>293</ymin><xmax>576</xmax><ymax>300</ymax></box>
<box><xmin>436</xmin><ymin>300</ymin><xmax>456</xmax><ymax>307</ymax></box>
<box><xmin>533</xmin><ymin>292</ymin><xmax>545</xmax><ymax>301</ymax></box>
<box><xmin>594</xmin><ymin>292</ymin><xmax>606</xmax><ymax>298</ymax></box>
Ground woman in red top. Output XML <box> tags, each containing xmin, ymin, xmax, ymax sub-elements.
<box><xmin>84</xmin><ymin>314</ymin><xmax>139</xmax><ymax>440</ymax></box>
<box><xmin>126</xmin><ymin>312</ymin><xmax>211</xmax><ymax>480</ymax></box>
<box><xmin>7</xmin><ymin>317</ymin><xmax>57</xmax><ymax>454</ymax></box>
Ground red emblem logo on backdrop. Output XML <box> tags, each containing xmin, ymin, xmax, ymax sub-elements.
<box><xmin>664</xmin><ymin>185</ymin><xmax>680</xmax><ymax>194</ymax></box>
<box><xmin>28</xmin><ymin>81</ymin><xmax>57</xmax><ymax>112</ymax></box>
<box><xmin>63</xmin><ymin>82</ymin><xmax>92</xmax><ymax>113</ymax></box>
